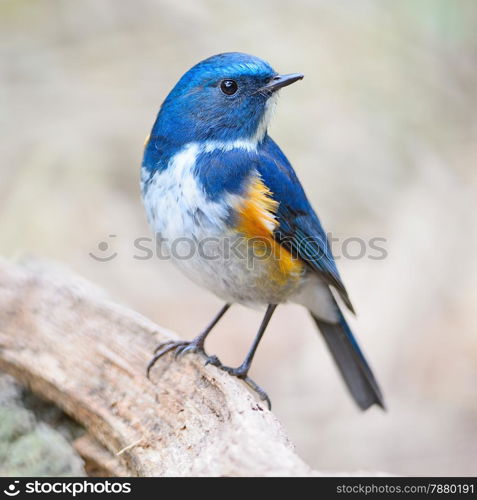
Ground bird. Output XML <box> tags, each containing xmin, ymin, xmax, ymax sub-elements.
<box><xmin>141</xmin><ymin>52</ymin><xmax>384</xmax><ymax>411</ymax></box>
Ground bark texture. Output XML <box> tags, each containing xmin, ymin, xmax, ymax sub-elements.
<box><xmin>0</xmin><ymin>258</ymin><xmax>316</xmax><ymax>477</ymax></box>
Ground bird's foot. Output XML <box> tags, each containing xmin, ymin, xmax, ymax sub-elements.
<box><xmin>205</xmin><ymin>359</ymin><xmax>271</xmax><ymax>410</ymax></box>
<box><xmin>147</xmin><ymin>339</ymin><xmax>219</xmax><ymax>378</ymax></box>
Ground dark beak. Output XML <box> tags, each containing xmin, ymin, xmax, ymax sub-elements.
<box><xmin>259</xmin><ymin>73</ymin><xmax>304</xmax><ymax>93</ymax></box>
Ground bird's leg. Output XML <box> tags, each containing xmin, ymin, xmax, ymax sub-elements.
<box><xmin>147</xmin><ymin>303</ymin><xmax>230</xmax><ymax>377</ymax></box>
<box><xmin>207</xmin><ymin>304</ymin><xmax>277</xmax><ymax>409</ymax></box>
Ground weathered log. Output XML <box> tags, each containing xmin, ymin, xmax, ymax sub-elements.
<box><xmin>0</xmin><ymin>258</ymin><xmax>316</xmax><ymax>476</ymax></box>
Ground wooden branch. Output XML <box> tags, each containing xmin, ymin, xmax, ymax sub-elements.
<box><xmin>73</xmin><ymin>434</ymin><xmax>129</xmax><ymax>477</ymax></box>
<box><xmin>0</xmin><ymin>258</ymin><xmax>315</xmax><ymax>476</ymax></box>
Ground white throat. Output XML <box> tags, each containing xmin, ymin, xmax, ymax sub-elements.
<box><xmin>253</xmin><ymin>93</ymin><xmax>278</xmax><ymax>143</ymax></box>
<box><xmin>202</xmin><ymin>93</ymin><xmax>278</xmax><ymax>153</ymax></box>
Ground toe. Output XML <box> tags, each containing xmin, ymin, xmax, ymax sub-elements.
<box><xmin>154</xmin><ymin>340</ymin><xmax>177</xmax><ymax>354</ymax></box>
<box><xmin>174</xmin><ymin>343</ymin><xmax>197</xmax><ymax>359</ymax></box>
<box><xmin>204</xmin><ymin>354</ymin><xmax>220</xmax><ymax>367</ymax></box>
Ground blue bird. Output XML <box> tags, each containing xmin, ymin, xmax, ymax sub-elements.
<box><xmin>141</xmin><ymin>52</ymin><xmax>384</xmax><ymax>410</ymax></box>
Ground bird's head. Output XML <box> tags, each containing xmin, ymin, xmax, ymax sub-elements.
<box><xmin>153</xmin><ymin>52</ymin><xmax>303</xmax><ymax>147</ymax></box>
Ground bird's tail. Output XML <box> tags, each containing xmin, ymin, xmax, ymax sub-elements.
<box><xmin>311</xmin><ymin>310</ymin><xmax>385</xmax><ymax>411</ymax></box>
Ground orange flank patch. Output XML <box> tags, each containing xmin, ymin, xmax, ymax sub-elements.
<box><xmin>236</xmin><ymin>177</ymin><xmax>278</xmax><ymax>238</ymax></box>
<box><xmin>236</xmin><ymin>176</ymin><xmax>303</xmax><ymax>283</ymax></box>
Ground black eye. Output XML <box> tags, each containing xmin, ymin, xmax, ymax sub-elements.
<box><xmin>220</xmin><ymin>79</ymin><xmax>238</xmax><ymax>95</ymax></box>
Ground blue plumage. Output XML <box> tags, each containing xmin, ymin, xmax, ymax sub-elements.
<box><xmin>194</xmin><ymin>148</ymin><xmax>255</xmax><ymax>201</ymax></box>
<box><xmin>145</xmin><ymin>53</ymin><xmax>275</xmax><ymax>154</ymax></box>
<box><xmin>255</xmin><ymin>136</ymin><xmax>353</xmax><ymax>311</ymax></box>
<box><xmin>141</xmin><ymin>52</ymin><xmax>383</xmax><ymax>410</ymax></box>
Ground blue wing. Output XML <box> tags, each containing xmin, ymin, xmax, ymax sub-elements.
<box><xmin>193</xmin><ymin>135</ymin><xmax>353</xmax><ymax>312</ymax></box>
<box><xmin>257</xmin><ymin>136</ymin><xmax>354</xmax><ymax>313</ymax></box>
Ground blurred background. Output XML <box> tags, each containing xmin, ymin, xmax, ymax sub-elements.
<box><xmin>1</xmin><ymin>0</ymin><xmax>477</xmax><ymax>476</ymax></box>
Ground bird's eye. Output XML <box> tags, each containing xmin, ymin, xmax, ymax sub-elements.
<box><xmin>220</xmin><ymin>79</ymin><xmax>238</xmax><ymax>95</ymax></box>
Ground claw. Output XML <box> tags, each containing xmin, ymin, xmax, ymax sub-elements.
<box><xmin>154</xmin><ymin>340</ymin><xmax>177</xmax><ymax>354</ymax></box>
<box><xmin>148</xmin><ymin>339</ymin><xmax>272</xmax><ymax>409</ymax></box>
<box><xmin>204</xmin><ymin>354</ymin><xmax>220</xmax><ymax>367</ymax></box>
<box><xmin>147</xmin><ymin>339</ymin><xmax>209</xmax><ymax>377</ymax></box>
<box><xmin>173</xmin><ymin>346</ymin><xmax>185</xmax><ymax>360</ymax></box>
<box><xmin>242</xmin><ymin>376</ymin><xmax>272</xmax><ymax>410</ymax></box>
<box><xmin>175</xmin><ymin>343</ymin><xmax>198</xmax><ymax>360</ymax></box>
<box><xmin>205</xmin><ymin>360</ymin><xmax>272</xmax><ymax>409</ymax></box>
<box><xmin>147</xmin><ymin>341</ymin><xmax>188</xmax><ymax>377</ymax></box>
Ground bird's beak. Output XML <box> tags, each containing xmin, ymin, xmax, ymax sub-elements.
<box><xmin>259</xmin><ymin>73</ymin><xmax>304</xmax><ymax>93</ymax></box>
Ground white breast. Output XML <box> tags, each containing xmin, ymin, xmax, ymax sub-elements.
<box><xmin>142</xmin><ymin>143</ymin><xmax>229</xmax><ymax>245</ymax></box>
<box><xmin>141</xmin><ymin>143</ymin><xmax>243</xmax><ymax>301</ymax></box>
<box><xmin>141</xmin><ymin>141</ymin><xmax>305</xmax><ymax>306</ymax></box>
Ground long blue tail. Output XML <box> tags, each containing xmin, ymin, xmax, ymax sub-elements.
<box><xmin>311</xmin><ymin>310</ymin><xmax>385</xmax><ymax>410</ymax></box>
